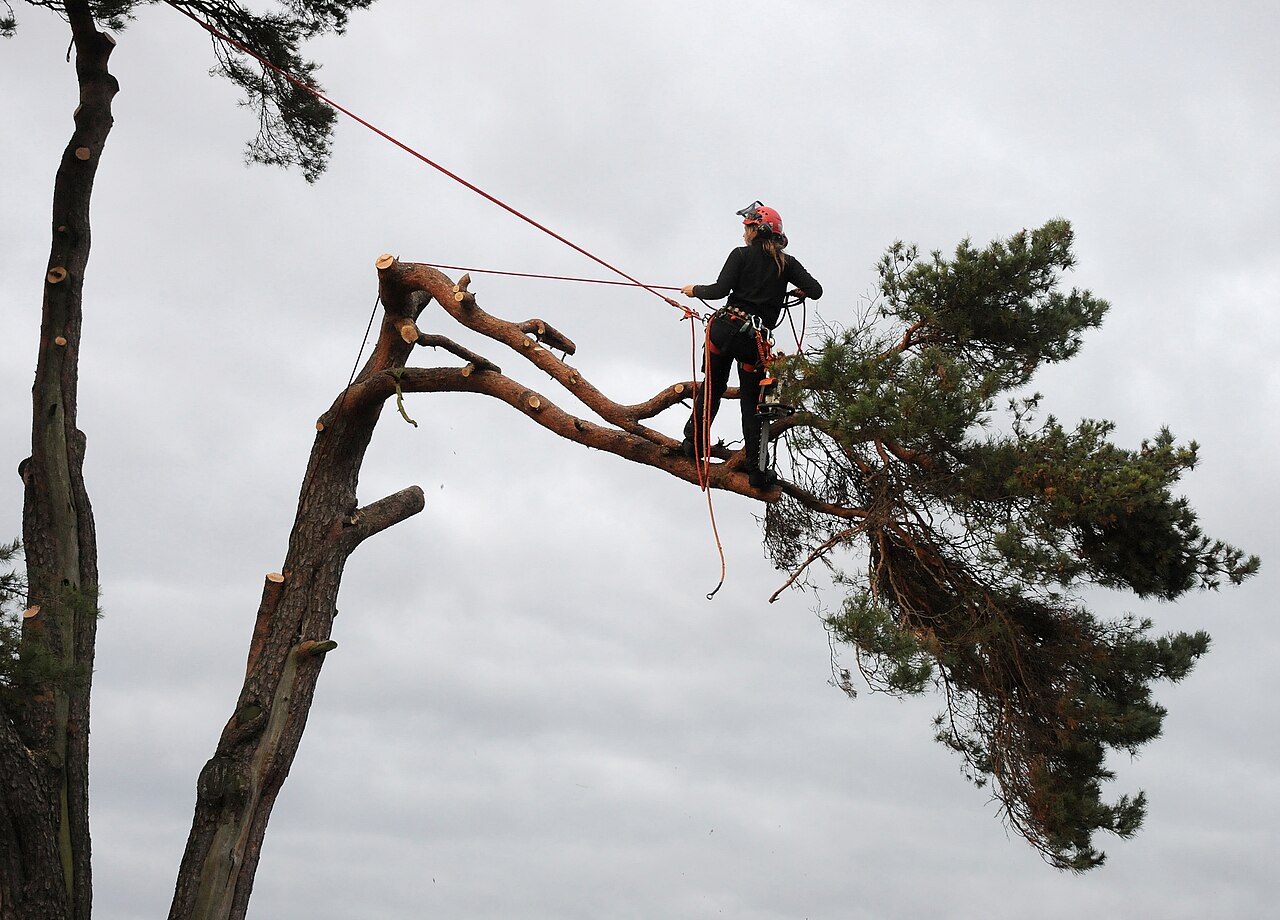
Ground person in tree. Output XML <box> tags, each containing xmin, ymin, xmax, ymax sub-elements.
<box><xmin>680</xmin><ymin>201</ymin><xmax>822</xmax><ymax>488</ymax></box>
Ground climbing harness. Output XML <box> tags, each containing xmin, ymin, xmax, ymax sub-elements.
<box><xmin>702</xmin><ymin>300</ymin><xmax>802</xmax><ymax>483</ymax></box>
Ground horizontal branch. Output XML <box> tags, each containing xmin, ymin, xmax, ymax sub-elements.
<box><xmin>346</xmin><ymin>486</ymin><xmax>426</xmax><ymax>542</ymax></box>
<box><xmin>376</xmin><ymin>258</ymin><xmax>676</xmax><ymax>444</ymax></box>
<box><xmin>416</xmin><ymin>333</ymin><xmax>501</xmax><ymax>374</ymax></box>
<box><xmin>368</xmin><ymin>257</ymin><xmax>877</xmax><ymax>512</ymax></box>
<box><xmin>345</xmin><ymin>364</ymin><xmax>774</xmax><ymax>499</ymax></box>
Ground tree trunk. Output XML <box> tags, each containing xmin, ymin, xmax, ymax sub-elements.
<box><xmin>1</xmin><ymin>4</ymin><xmax>117</xmax><ymax>919</ymax></box>
<box><xmin>167</xmin><ymin>273</ymin><xmax>426</xmax><ymax>920</ymax></box>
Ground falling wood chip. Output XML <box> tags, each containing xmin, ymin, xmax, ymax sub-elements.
<box><xmin>23</xmin><ymin>605</ymin><xmax>40</xmax><ymax>619</ymax></box>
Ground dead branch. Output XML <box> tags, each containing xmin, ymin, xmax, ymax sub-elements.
<box><xmin>416</xmin><ymin>333</ymin><xmax>501</xmax><ymax>374</ymax></box>
<box><xmin>768</xmin><ymin>523</ymin><xmax>869</xmax><ymax>603</ymax></box>
<box><xmin>377</xmin><ymin>257</ymin><xmax>681</xmax><ymax>446</ymax></box>
<box><xmin>517</xmin><ymin>319</ymin><xmax>577</xmax><ymax>355</ymax></box>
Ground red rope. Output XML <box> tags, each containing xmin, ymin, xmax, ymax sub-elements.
<box><xmin>169</xmin><ymin>2</ymin><xmax>733</xmax><ymax>594</ymax></box>
<box><xmin>419</xmin><ymin>263</ymin><xmax>681</xmax><ymax>291</ymax></box>
<box><xmin>163</xmin><ymin>1</ymin><xmax>690</xmax><ymax>317</ymax></box>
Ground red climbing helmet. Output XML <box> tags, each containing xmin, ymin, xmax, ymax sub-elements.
<box><xmin>736</xmin><ymin>200</ymin><xmax>783</xmax><ymax>236</ymax></box>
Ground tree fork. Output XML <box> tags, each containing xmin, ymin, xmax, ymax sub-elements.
<box><xmin>168</xmin><ymin>265</ymin><xmax>426</xmax><ymax>920</ymax></box>
<box><xmin>170</xmin><ymin>250</ymin><xmax>895</xmax><ymax>919</ymax></box>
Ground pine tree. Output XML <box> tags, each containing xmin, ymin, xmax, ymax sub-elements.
<box><xmin>763</xmin><ymin>219</ymin><xmax>1259</xmax><ymax>869</ymax></box>
<box><xmin>3</xmin><ymin>4</ymin><xmax>377</xmax><ymax>918</ymax></box>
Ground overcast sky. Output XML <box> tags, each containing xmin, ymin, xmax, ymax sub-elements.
<box><xmin>2</xmin><ymin>1</ymin><xmax>1277</xmax><ymax>918</ymax></box>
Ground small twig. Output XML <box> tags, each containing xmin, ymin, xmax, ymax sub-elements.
<box><xmin>769</xmin><ymin>523</ymin><xmax>868</xmax><ymax>603</ymax></box>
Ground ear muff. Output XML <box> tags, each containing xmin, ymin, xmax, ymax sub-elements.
<box><xmin>736</xmin><ymin>201</ymin><xmax>783</xmax><ymax>236</ymax></box>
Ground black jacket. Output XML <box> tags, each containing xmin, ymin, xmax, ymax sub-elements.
<box><xmin>692</xmin><ymin>240</ymin><xmax>822</xmax><ymax>328</ymax></box>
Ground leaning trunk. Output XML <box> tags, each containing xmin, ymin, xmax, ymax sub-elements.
<box><xmin>1</xmin><ymin>5</ymin><xmax>117</xmax><ymax>919</ymax></box>
<box><xmin>167</xmin><ymin>264</ymin><xmax>428</xmax><ymax>920</ymax></box>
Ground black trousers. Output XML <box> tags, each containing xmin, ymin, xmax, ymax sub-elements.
<box><xmin>683</xmin><ymin>312</ymin><xmax>767</xmax><ymax>470</ymax></box>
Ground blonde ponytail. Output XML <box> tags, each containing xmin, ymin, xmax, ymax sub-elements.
<box><xmin>744</xmin><ymin>225</ymin><xmax>789</xmax><ymax>276</ymax></box>
<box><xmin>763</xmin><ymin>236</ymin><xmax>788</xmax><ymax>276</ymax></box>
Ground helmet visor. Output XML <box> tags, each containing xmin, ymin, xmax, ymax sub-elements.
<box><xmin>735</xmin><ymin>200</ymin><xmax>765</xmax><ymax>221</ymax></box>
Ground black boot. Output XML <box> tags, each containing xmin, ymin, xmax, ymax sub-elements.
<box><xmin>748</xmin><ymin>468</ymin><xmax>777</xmax><ymax>490</ymax></box>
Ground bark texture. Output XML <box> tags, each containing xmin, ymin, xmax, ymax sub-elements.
<box><xmin>169</xmin><ymin>256</ymin><xmax>799</xmax><ymax>918</ymax></box>
<box><xmin>167</xmin><ymin>276</ymin><xmax>427</xmax><ymax>920</ymax></box>
<box><xmin>2</xmin><ymin>4</ymin><xmax>116</xmax><ymax>919</ymax></box>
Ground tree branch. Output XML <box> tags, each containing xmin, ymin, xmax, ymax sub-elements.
<box><xmin>377</xmin><ymin>257</ymin><xmax>681</xmax><ymax>444</ymax></box>
<box><xmin>346</xmin><ymin>486</ymin><xmax>426</xmax><ymax>543</ymax></box>
<box><xmin>415</xmin><ymin>333</ymin><xmax>501</xmax><ymax>374</ymax></box>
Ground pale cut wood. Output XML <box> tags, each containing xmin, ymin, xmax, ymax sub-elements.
<box><xmin>398</xmin><ymin>319</ymin><xmax>420</xmax><ymax>344</ymax></box>
<box><xmin>375</xmin><ymin>253</ymin><xmax>395</xmax><ymax>270</ymax></box>
<box><xmin>453</xmin><ymin>274</ymin><xmax>475</xmax><ymax>305</ymax></box>
<box><xmin>74</xmin><ymin>147</ymin><xmax>92</xmax><ymax>161</ymax></box>
<box><xmin>46</xmin><ymin>267</ymin><xmax>68</xmax><ymax>284</ymax></box>
<box><xmin>23</xmin><ymin>605</ymin><xmax>41</xmax><ymax>619</ymax></box>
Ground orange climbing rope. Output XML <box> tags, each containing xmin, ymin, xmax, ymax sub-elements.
<box><xmin>689</xmin><ymin>314</ymin><xmax>727</xmax><ymax>598</ymax></box>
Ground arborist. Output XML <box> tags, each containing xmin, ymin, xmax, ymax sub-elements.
<box><xmin>679</xmin><ymin>201</ymin><xmax>823</xmax><ymax>489</ymax></box>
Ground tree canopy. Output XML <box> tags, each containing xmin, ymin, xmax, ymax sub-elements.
<box><xmin>762</xmin><ymin>219</ymin><xmax>1259</xmax><ymax>869</ymax></box>
<box><xmin>364</xmin><ymin>220</ymin><xmax>1257</xmax><ymax>871</ymax></box>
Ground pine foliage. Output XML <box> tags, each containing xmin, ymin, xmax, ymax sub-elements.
<box><xmin>0</xmin><ymin>540</ymin><xmax>29</xmax><ymax>711</ymax></box>
<box><xmin>6</xmin><ymin>0</ymin><xmax>377</xmax><ymax>180</ymax></box>
<box><xmin>767</xmin><ymin>220</ymin><xmax>1259</xmax><ymax>870</ymax></box>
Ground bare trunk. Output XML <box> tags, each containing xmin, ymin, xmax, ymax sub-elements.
<box><xmin>166</xmin><ymin>254</ymin><xmax>774</xmax><ymax>919</ymax></box>
<box><xmin>1</xmin><ymin>4</ymin><xmax>117</xmax><ymax>919</ymax></box>
<box><xmin>167</xmin><ymin>272</ymin><xmax>427</xmax><ymax>920</ymax></box>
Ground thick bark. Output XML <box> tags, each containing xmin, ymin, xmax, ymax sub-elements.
<box><xmin>0</xmin><ymin>719</ymin><xmax>67</xmax><ymax>920</ymax></box>
<box><xmin>375</xmin><ymin>258</ymin><xmax>775</xmax><ymax>496</ymax></box>
<box><xmin>168</xmin><ymin>285</ymin><xmax>426</xmax><ymax>920</ymax></box>
<box><xmin>170</xmin><ymin>256</ymin><xmax>837</xmax><ymax>919</ymax></box>
<box><xmin>2</xmin><ymin>5</ymin><xmax>117</xmax><ymax>919</ymax></box>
